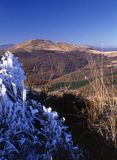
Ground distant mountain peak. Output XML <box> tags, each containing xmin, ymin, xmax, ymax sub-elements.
<box><xmin>9</xmin><ymin>38</ymin><xmax>93</xmax><ymax>53</ymax></box>
<box><xmin>0</xmin><ymin>44</ymin><xmax>14</xmax><ymax>50</ymax></box>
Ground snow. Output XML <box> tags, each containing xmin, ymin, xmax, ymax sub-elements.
<box><xmin>0</xmin><ymin>78</ymin><xmax>6</xmax><ymax>96</ymax></box>
<box><xmin>0</xmin><ymin>51</ymin><xmax>84</xmax><ymax>160</ymax></box>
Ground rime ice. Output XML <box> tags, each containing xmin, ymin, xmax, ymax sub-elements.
<box><xmin>0</xmin><ymin>51</ymin><xmax>84</xmax><ymax>160</ymax></box>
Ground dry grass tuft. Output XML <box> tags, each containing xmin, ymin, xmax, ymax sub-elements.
<box><xmin>85</xmin><ymin>54</ymin><xmax>117</xmax><ymax>147</ymax></box>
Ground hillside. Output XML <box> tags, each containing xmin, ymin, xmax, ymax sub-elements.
<box><xmin>10</xmin><ymin>39</ymin><xmax>92</xmax><ymax>52</ymax></box>
<box><xmin>7</xmin><ymin>39</ymin><xmax>117</xmax><ymax>93</ymax></box>
<box><xmin>9</xmin><ymin>39</ymin><xmax>91</xmax><ymax>85</ymax></box>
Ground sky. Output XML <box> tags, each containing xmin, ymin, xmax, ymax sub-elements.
<box><xmin>0</xmin><ymin>0</ymin><xmax>117</xmax><ymax>47</ymax></box>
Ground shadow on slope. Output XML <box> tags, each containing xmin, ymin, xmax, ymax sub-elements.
<box><xmin>29</xmin><ymin>92</ymin><xmax>117</xmax><ymax>160</ymax></box>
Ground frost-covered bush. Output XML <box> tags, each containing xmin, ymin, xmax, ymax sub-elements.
<box><xmin>0</xmin><ymin>51</ymin><xmax>84</xmax><ymax>160</ymax></box>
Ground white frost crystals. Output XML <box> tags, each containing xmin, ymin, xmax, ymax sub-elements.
<box><xmin>0</xmin><ymin>51</ymin><xmax>84</xmax><ymax>160</ymax></box>
<box><xmin>0</xmin><ymin>50</ymin><xmax>26</xmax><ymax>101</ymax></box>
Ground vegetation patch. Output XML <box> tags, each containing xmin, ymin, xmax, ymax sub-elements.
<box><xmin>48</xmin><ymin>80</ymin><xmax>90</xmax><ymax>92</ymax></box>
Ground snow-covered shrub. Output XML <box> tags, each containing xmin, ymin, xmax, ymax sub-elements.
<box><xmin>0</xmin><ymin>51</ymin><xmax>84</xmax><ymax>160</ymax></box>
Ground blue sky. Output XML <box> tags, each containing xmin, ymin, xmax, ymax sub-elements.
<box><xmin>0</xmin><ymin>0</ymin><xmax>117</xmax><ymax>47</ymax></box>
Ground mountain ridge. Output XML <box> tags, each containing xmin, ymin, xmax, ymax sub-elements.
<box><xmin>1</xmin><ymin>39</ymin><xmax>117</xmax><ymax>53</ymax></box>
<box><xmin>9</xmin><ymin>39</ymin><xmax>94</xmax><ymax>53</ymax></box>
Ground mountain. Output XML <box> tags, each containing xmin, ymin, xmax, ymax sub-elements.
<box><xmin>0</xmin><ymin>44</ymin><xmax>14</xmax><ymax>50</ymax></box>
<box><xmin>7</xmin><ymin>39</ymin><xmax>117</xmax><ymax>92</ymax></box>
<box><xmin>95</xmin><ymin>47</ymin><xmax>117</xmax><ymax>51</ymax></box>
<box><xmin>10</xmin><ymin>39</ymin><xmax>92</xmax><ymax>52</ymax></box>
<box><xmin>9</xmin><ymin>39</ymin><xmax>92</xmax><ymax>86</ymax></box>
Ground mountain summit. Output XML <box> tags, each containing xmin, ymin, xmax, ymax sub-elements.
<box><xmin>10</xmin><ymin>39</ymin><xmax>92</xmax><ymax>53</ymax></box>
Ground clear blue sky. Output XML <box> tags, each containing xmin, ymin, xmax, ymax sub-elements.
<box><xmin>0</xmin><ymin>0</ymin><xmax>117</xmax><ymax>47</ymax></box>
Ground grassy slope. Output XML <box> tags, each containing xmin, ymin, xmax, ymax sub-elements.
<box><xmin>48</xmin><ymin>68</ymin><xmax>117</xmax><ymax>95</ymax></box>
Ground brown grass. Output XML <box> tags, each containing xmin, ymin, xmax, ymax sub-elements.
<box><xmin>85</xmin><ymin>54</ymin><xmax>117</xmax><ymax>147</ymax></box>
